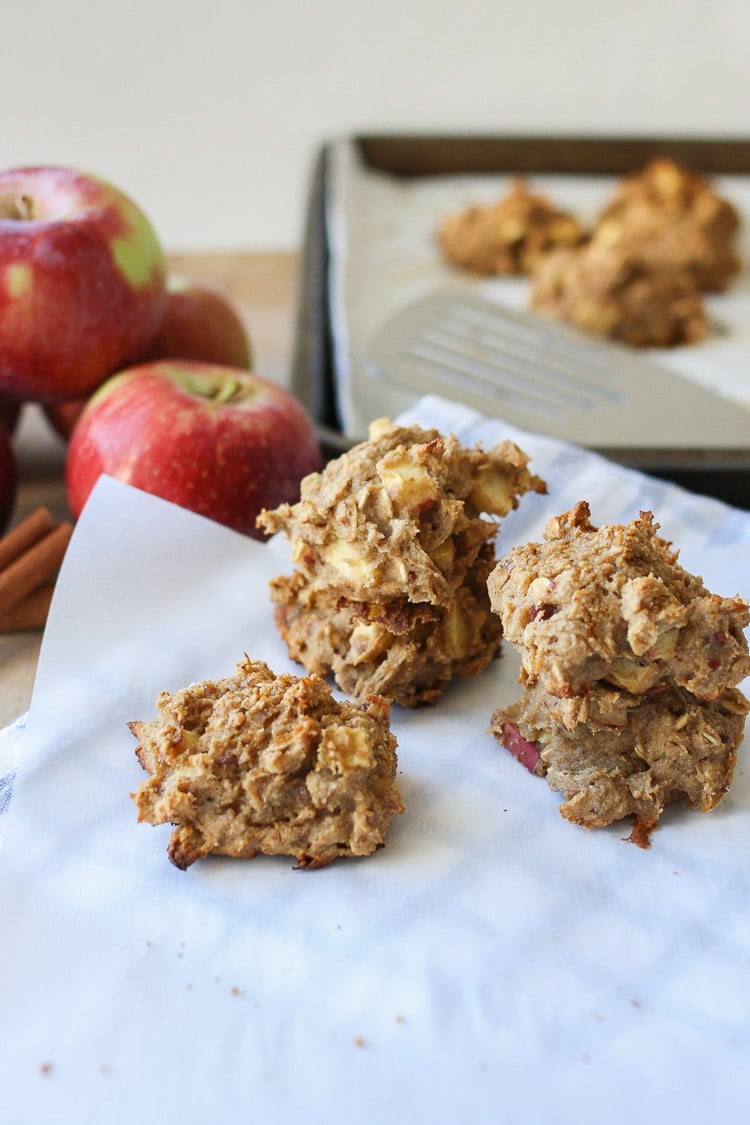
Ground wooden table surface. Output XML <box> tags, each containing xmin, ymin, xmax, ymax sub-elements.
<box><xmin>1</xmin><ymin>250</ymin><xmax>299</xmax><ymax>729</ymax></box>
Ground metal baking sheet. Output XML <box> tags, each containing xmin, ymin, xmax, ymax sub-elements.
<box><xmin>290</xmin><ymin>134</ymin><xmax>750</xmax><ymax>505</ymax></box>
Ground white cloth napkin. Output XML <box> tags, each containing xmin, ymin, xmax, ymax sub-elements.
<box><xmin>2</xmin><ymin>396</ymin><xmax>750</xmax><ymax>1125</ymax></box>
<box><xmin>0</xmin><ymin>713</ymin><xmax>24</xmax><ymax>851</ymax></box>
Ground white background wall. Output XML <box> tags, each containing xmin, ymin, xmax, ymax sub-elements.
<box><xmin>1</xmin><ymin>0</ymin><xmax>748</xmax><ymax>251</ymax></box>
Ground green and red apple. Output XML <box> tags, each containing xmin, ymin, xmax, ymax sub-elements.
<box><xmin>0</xmin><ymin>165</ymin><xmax>167</xmax><ymax>403</ymax></box>
<box><xmin>65</xmin><ymin>360</ymin><xmax>322</xmax><ymax>539</ymax></box>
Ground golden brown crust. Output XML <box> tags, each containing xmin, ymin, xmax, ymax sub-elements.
<box><xmin>130</xmin><ymin>657</ymin><xmax>404</xmax><ymax>869</ymax></box>
<box><xmin>437</xmin><ymin>178</ymin><xmax>584</xmax><ymax>276</ymax></box>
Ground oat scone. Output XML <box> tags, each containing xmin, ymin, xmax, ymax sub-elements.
<box><xmin>493</xmin><ymin>680</ymin><xmax>748</xmax><ymax>846</ymax></box>
<box><xmin>488</xmin><ymin>502</ymin><xmax>750</xmax><ymax>844</ymax></box>
<box><xmin>258</xmin><ymin>419</ymin><xmax>545</xmax><ymax>707</ymax></box>
<box><xmin>530</xmin><ymin>242</ymin><xmax>709</xmax><ymax>348</ymax></box>
<box><xmin>489</xmin><ymin>502</ymin><xmax>750</xmax><ymax>700</ymax></box>
<box><xmin>130</xmin><ymin>657</ymin><xmax>404</xmax><ymax>869</ymax></box>
<box><xmin>270</xmin><ymin>541</ymin><xmax>502</xmax><ymax>707</ymax></box>
<box><xmin>591</xmin><ymin>157</ymin><xmax>741</xmax><ymax>293</ymax></box>
<box><xmin>437</xmin><ymin>178</ymin><xmax>583</xmax><ymax>277</ymax></box>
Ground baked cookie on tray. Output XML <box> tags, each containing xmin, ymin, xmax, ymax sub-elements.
<box><xmin>437</xmin><ymin>177</ymin><xmax>584</xmax><ymax>276</ymax></box>
<box><xmin>130</xmin><ymin>657</ymin><xmax>404</xmax><ymax>869</ymax></box>
<box><xmin>592</xmin><ymin>156</ymin><xmax>741</xmax><ymax>293</ymax></box>
<box><xmin>530</xmin><ymin>241</ymin><xmax>709</xmax><ymax>348</ymax></box>
<box><xmin>258</xmin><ymin>418</ymin><xmax>545</xmax><ymax>706</ymax></box>
<box><xmin>488</xmin><ymin>501</ymin><xmax>750</xmax><ymax>845</ymax></box>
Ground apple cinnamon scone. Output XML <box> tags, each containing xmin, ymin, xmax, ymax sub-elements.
<box><xmin>490</xmin><ymin>502</ymin><xmax>750</xmax><ymax>700</ymax></box>
<box><xmin>488</xmin><ymin>502</ymin><xmax>750</xmax><ymax>845</ymax></box>
<box><xmin>530</xmin><ymin>242</ymin><xmax>709</xmax><ymax>348</ymax></box>
<box><xmin>271</xmin><ymin>540</ymin><xmax>502</xmax><ymax>707</ymax></box>
<box><xmin>258</xmin><ymin>418</ymin><xmax>546</xmax><ymax>706</ymax></box>
<box><xmin>591</xmin><ymin>156</ymin><xmax>741</xmax><ymax>293</ymax></box>
<box><xmin>437</xmin><ymin>178</ymin><xmax>584</xmax><ymax>276</ymax></box>
<box><xmin>130</xmin><ymin>656</ymin><xmax>404</xmax><ymax>869</ymax></box>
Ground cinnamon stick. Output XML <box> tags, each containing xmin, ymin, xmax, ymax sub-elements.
<box><xmin>0</xmin><ymin>585</ymin><xmax>54</xmax><ymax>632</ymax></box>
<box><xmin>0</xmin><ymin>506</ymin><xmax>56</xmax><ymax>572</ymax></box>
<box><xmin>0</xmin><ymin>521</ymin><xmax>72</xmax><ymax>616</ymax></box>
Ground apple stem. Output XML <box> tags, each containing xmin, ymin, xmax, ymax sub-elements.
<box><xmin>213</xmin><ymin>379</ymin><xmax>241</xmax><ymax>405</ymax></box>
<box><xmin>179</xmin><ymin>369</ymin><xmax>243</xmax><ymax>405</ymax></box>
<box><xmin>0</xmin><ymin>193</ymin><xmax>34</xmax><ymax>221</ymax></box>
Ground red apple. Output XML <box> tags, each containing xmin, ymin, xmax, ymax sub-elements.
<box><xmin>65</xmin><ymin>360</ymin><xmax>322</xmax><ymax>539</ymax></box>
<box><xmin>0</xmin><ymin>165</ymin><xmax>167</xmax><ymax>403</ymax></box>
<box><xmin>0</xmin><ymin>420</ymin><xmax>16</xmax><ymax>533</ymax></box>
<box><xmin>43</xmin><ymin>278</ymin><xmax>253</xmax><ymax>441</ymax></box>
<box><xmin>149</xmin><ymin>276</ymin><xmax>252</xmax><ymax>368</ymax></box>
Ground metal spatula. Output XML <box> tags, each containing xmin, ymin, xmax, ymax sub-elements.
<box><xmin>359</xmin><ymin>291</ymin><xmax>749</xmax><ymax>459</ymax></box>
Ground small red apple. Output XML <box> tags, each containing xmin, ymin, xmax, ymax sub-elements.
<box><xmin>149</xmin><ymin>276</ymin><xmax>252</xmax><ymax>368</ymax></box>
<box><xmin>43</xmin><ymin>278</ymin><xmax>253</xmax><ymax>442</ymax></box>
<box><xmin>65</xmin><ymin>360</ymin><xmax>322</xmax><ymax>539</ymax></box>
<box><xmin>0</xmin><ymin>165</ymin><xmax>167</xmax><ymax>403</ymax></box>
<box><xmin>0</xmin><ymin>420</ymin><xmax>17</xmax><ymax>533</ymax></box>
